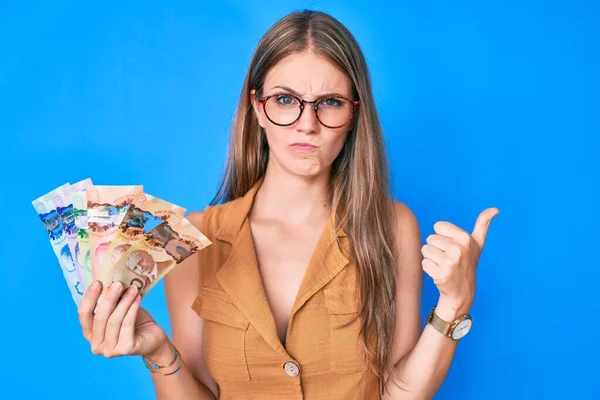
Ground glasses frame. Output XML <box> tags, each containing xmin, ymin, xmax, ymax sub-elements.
<box><xmin>256</xmin><ymin>92</ymin><xmax>360</xmax><ymax>129</ymax></box>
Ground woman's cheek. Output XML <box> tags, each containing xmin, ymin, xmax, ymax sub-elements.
<box><xmin>328</xmin><ymin>132</ymin><xmax>349</xmax><ymax>162</ymax></box>
<box><xmin>264</xmin><ymin>127</ymin><xmax>286</xmax><ymax>149</ymax></box>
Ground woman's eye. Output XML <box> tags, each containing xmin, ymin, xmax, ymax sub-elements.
<box><xmin>275</xmin><ymin>95</ymin><xmax>297</xmax><ymax>105</ymax></box>
<box><xmin>321</xmin><ymin>98</ymin><xmax>343</xmax><ymax>107</ymax></box>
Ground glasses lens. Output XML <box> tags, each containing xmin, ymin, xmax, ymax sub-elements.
<box><xmin>317</xmin><ymin>97</ymin><xmax>353</xmax><ymax>128</ymax></box>
<box><xmin>264</xmin><ymin>95</ymin><xmax>301</xmax><ymax>125</ymax></box>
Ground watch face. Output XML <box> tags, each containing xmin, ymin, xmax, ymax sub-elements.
<box><xmin>451</xmin><ymin>318</ymin><xmax>473</xmax><ymax>340</ymax></box>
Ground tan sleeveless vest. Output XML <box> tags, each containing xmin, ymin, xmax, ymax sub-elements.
<box><xmin>191</xmin><ymin>179</ymin><xmax>379</xmax><ymax>399</ymax></box>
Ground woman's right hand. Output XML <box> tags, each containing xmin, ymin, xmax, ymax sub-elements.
<box><xmin>78</xmin><ymin>280</ymin><xmax>169</xmax><ymax>359</ymax></box>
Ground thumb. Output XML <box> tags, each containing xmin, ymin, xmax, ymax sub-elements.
<box><xmin>471</xmin><ymin>207</ymin><xmax>500</xmax><ymax>249</ymax></box>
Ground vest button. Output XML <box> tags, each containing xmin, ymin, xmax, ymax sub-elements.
<box><xmin>283</xmin><ymin>361</ymin><xmax>300</xmax><ymax>377</ymax></box>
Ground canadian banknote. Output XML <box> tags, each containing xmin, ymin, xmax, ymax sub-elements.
<box><xmin>103</xmin><ymin>214</ymin><xmax>211</xmax><ymax>298</ymax></box>
<box><xmin>97</xmin><ymin>193</ymin><xmax>186</xmax><ymax>283</ymax></box>
<box><xmin>69</xmin><ymin>178</ymin><xmax>93</xmax><ymax>291</ymax></box>
<box><xmin>32</xmin><ymin>184</ymin><xmax>83</xmax><ymax>305</ymax></box>
<box><xmin>54</xmin><ymin>183</ymin><xmax>86</xmax><ymax>290</ymax></box>
<box><xmin>87</xmin><ymin>185</ymin><xmax>144</xmax><ymax>282</ymax></box>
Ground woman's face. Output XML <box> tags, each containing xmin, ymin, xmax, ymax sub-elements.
<box><xmin>252</xmin><ymin>50</ymin><xmax>354</xmax><ymax>178</ymax></box>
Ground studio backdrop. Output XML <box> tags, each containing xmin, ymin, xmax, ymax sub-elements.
<box><xmin>1</xmin><ymin>1</ymin><xmax>597</xmax><ymax>399</ymax></box>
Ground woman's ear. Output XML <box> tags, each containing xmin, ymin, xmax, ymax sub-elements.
<box><xmin>250</xmin><ymin>89</ymin><xmax>266</xmax><ymax>128</ymax></box>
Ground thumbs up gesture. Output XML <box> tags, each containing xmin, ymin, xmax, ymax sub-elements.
<box><xmin>421</xmin><ymin>208</ymin><xmax>500</xmax><ymax>310</ymax></box>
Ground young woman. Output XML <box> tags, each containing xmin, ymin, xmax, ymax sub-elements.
<box><xmin>78</xmin><ymin>10</ymin><xmax>499</xmax><ymax>400</ymax></box>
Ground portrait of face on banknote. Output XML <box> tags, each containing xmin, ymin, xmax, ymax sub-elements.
<box><xmin>112</xmin><ymin>249</ymin><xmax>158</xmax><ymax>292</ymax></box>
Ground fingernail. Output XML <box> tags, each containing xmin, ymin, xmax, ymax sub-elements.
<box><xmin>127</xmin><ymin>285</ymin><xmax>138</xmax><ymax>294</ymax></box>
<box><xmin>91</xmin><ymin>280</ymin><xmax>101</xmax><ymax>291</ymax></box>
<box><xmin>110</xmin><ymin>281</ymin><xmax>122</xmax><ymax>292</ymax></box>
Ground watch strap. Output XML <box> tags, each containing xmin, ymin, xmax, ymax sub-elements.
<box><xmin>428</xmin><ymin>307</ymin><xmax>452</xmax><ymax>337</ymax></box>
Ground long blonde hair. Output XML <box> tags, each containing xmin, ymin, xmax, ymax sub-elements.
<box><xmin>211</xmin><ymin>10</ymin><xmax>398</xmax><ymax>390</ymax></box>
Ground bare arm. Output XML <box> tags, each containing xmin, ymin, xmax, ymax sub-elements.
<box><xmin>383</xmin><ymin>202</ymin><xmax>469</xmax><ymax>400</ymax></box>
<box><xmin>149</xmin><ymin>211</ymin><xmax>218</xmax><ymax>399</ymax></box>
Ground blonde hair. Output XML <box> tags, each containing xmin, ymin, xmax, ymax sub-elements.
<box><xmin>212</xmin><ymin>10</ymin><xmax>398</xmax><ymax>391</ymax></box>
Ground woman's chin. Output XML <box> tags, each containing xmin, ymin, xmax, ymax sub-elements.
<box><xmin>270</xmin><ymin>154</ymin><xmax>329</xmax><ymax>178</ymax></box>
<box><xmin>287</xmin><ymin>159</ymin><xmax>325</xmax><ymax>177</ymax></box>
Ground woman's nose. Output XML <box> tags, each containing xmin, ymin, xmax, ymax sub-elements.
<box><xmin>295</xmin><ymin>104</ymin><xmax>320</xmax><ymax>134</ymax></box>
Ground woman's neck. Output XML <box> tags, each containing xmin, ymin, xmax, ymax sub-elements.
<box><xmin>250</xmin><ymin>164</ymin><xmax>331</xmax><ymax>225</ymax></box>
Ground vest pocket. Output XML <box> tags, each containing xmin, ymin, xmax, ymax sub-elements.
<box><xmin>193</xmin><ymin>286</ymin><xmax>250</xmax><ymax>381</ymax></box>
<box><xmin>324</xmin><ymin>285</ymin><xmax>369</xmax><ymax>374</ymax></box>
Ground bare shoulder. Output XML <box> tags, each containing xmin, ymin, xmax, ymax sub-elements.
<box><xmin>185</xmin><ymin>210</ymin><xmax>205</xmax><ymax>228</ymax></box>
<box><xmin>390</xmin><ymin>199</ymin><xmax>421</xmax><ymax>249</ymax></box>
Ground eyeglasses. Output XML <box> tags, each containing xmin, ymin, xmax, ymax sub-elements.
<box><xmin>256</xmin><ymin>93</ymin><xmax>360</xmax><ymax>129</ymax></box>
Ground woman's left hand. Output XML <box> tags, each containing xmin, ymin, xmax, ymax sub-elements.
<box><xmin>421</xmin><ymin>207</ymin><xmax>500</xmax><ymax>309</ymax></box>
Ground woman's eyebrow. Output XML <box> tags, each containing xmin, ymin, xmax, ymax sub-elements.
<box><xmin>269</xmin><ymin>85</ymin><xmax>346</xmax><ymax>98</ymax></box>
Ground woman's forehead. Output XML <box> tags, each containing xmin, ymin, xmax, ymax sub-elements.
<box><xmin>263</xmin><ymin>51</ymin><xmax>352</xmax><ymax>96</ymax></box>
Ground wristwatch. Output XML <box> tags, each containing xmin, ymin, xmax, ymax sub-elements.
<box><xmin>427</xmin><ymin>307</ymin><xmax>473</xmax><ymax>340</ymax></box>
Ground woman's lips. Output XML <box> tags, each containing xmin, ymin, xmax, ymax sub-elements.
<box><xmin>290</xmin><ymin>143</ymin><xmax>318</xmax><ymax>153</ymax></box>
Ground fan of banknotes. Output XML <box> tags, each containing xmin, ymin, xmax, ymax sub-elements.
<box><xmin>32</xmin><ymin>178</ymin><xmax>212</xmax><ymax>305</ymax></box>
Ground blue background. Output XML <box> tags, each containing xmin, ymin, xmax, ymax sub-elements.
<box><xmin>1</xmin><ymin>1</ymin><xmax>597</xmax><ymax>399</ymax></box>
